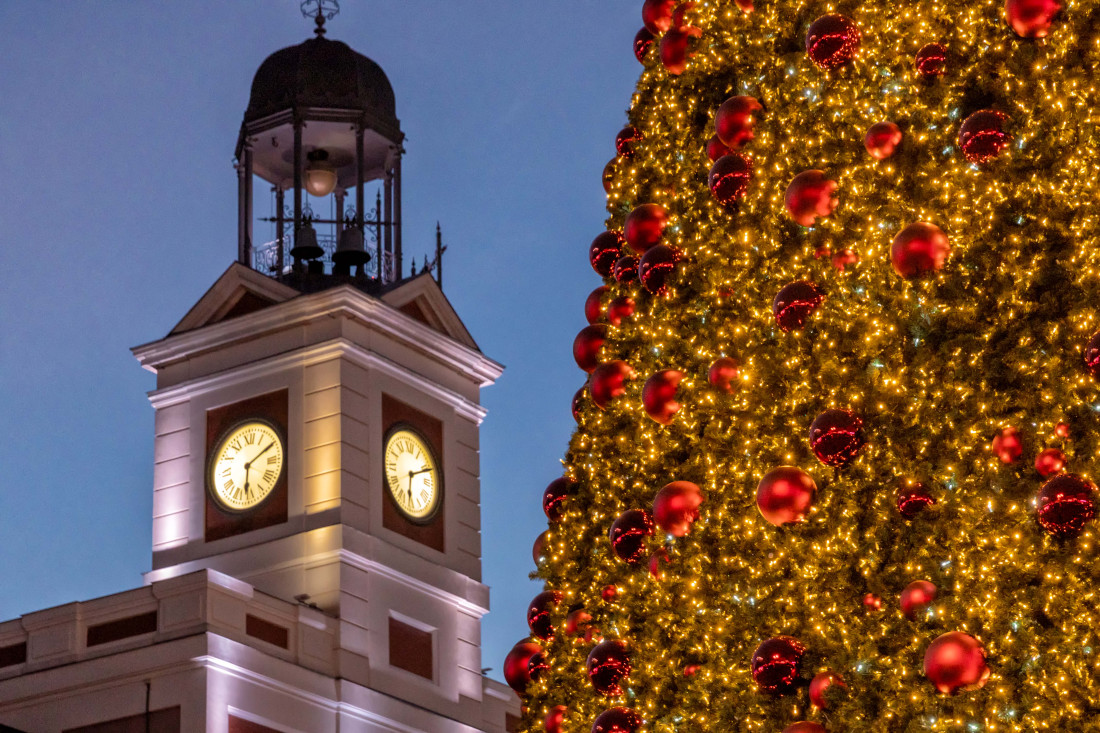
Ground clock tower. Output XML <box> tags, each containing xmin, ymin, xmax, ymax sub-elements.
<box><xmin>0</xmin><ymin>5</ymin><xmax>519</xmax><ymax>732</ymax></box>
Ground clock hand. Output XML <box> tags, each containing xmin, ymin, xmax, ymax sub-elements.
<box><xmin>408</xmin><ymin>465</ymin><xmax>432</xmax><ymax>477</ymax></box>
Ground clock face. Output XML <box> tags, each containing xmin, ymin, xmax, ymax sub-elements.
<box><xmin>384</xmin><ymin>427</ymin><xmax>441</xmax><ymax>522</ymax></box>
<box><xmin>208</xmin><ymin>420</ymin><xmax>285</xmax><ymax>512</ymax></box>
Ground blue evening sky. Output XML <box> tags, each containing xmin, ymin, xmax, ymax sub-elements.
<box><xmin>0</xmin><ymin>1</ymin><xmax>640</xmax><ymax>681</ymax></box>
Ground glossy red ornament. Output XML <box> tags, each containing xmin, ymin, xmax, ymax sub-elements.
<box><xmin>587</xmin><ymin>639</ymin><xmax>632</xmax><ymax>695</ymax></box>
<box><xmin>924</xmin><ymin>632</ymin><xmax>989</xmax><ymax>694</ymax></box>
<box><xmin>573</xmin><ymin>325</ymin><xmax>608</xmax><ymax>373</ymax></box>
<box><xmin>659</xmin><ymin>26</ymin><xmax>701</xmax><ymax>75</ymax></box>
<box><xmin>601</xmin><ymin>584</ymin><xmax>618</xmax><ymax>602</ymax></box>
<box><xmin>900</xmin><ymin>580</ymin><xmax>938</xmax><ymax>619</ymax></box>
<box><xmin>897</xmin><ymin>481</ymin><xmax>936</xmax><ymax>519</ymax></box>
<box><xmin>809</xmin><ymin>408</ymin><xmax>865</xmax><ymax>468</ymax></box>
<box><xmin>527</xmin><ymin>590</ymin><xmax>563</xmax><ymax>640</ymax></box>
<box><xmin>805</xmin><ymin>14</ymin><xmax>861</xmax><ymax>69</ymax></box>
<box><xmin>566</xmin><ymin>608</ymin><xmax>593</xmax><ymax>637</ymax></box>
<box><xmin>591</xmin><ymin>707</ymin><xmax>643</xmax><ymax>733</ymax></box>
<box><xmin>1035</xmin><ymin>447</ymin><xmax>1066</xmax><ymax>477</ymax></box>
<box><xmin>915</xmin><ymin>43</ymin><xmax>948</xmax><ymax>78</ymax></box>
<box><xmin>863</xmin><ymin>593</ymin><xmax>883</xmax><ymax>611</ymax></box>
<box><xmin>683</xmin><ymin>664</ymin><xmax>701</xmax><ymax>676</ymax></box>
<box><xmin>735</xmin><ymin>0</ymin><xmax>753</xmax><ymax>11</ymax></box>
<box><xmin>784</xmin><ymin>724</ymin><xmax>826</xmax><ymax>733</ymax></box>
<box><xmin>648</xmin><ymin>547</ymin><xmax>670</xmax><ymax>579</ymax></box>
<box><xmin>751</xmin><ymin>636</ymin><xmax>806</xmax><ymax>694</ymax></box>
<box><xmin>773</xmin><ymin>280</ymin><xmax>824</xmax><ymax>332</ymax></box>
<box><xmin>543</xmin><ymin>477</ymin><xmax>577</xmax><ymax>522</ymax></box>
<box><xmin>590</xmin><ymin>231</ymin><xmax>624</xmax><ymax>276</ymax></box>
<box><xmin>609</xmin><ymin>509</ymin><xmax>654</xmax><ymax>564</ymax></box>
<box><xmin>638</xmin><ymin>245</ymin><xmax>681</xmax><ymax>295</ymax></box>
<box><xmin>602</xmin><ymin>159</ymin><xmax>617</xmax><ymax>194</ymax></box>
<box><xmin>607</xmin><ymin>296</ymin><xmax>636</xmax><ymax>326</ymax></box>
<box><xmin>708</xmin><ymin>357</ymin><xmax>740</xmax><ymax>392</ymax></box>
<box><xmin>590</xmin><ymin>360</ymin><xmax>634</xmax><ymax>409</ymax></box>
<box><xmin>585</xmin><ymin>286</ymin><xmax>609</xmax><ymax>325</ymax></box>
<box><xmin>527</xmin><ymin>651</ymin><xmax>549</xmax><ymax>681</ymax></box>
<box><xmin>642</xmin><ymin>370</ymin><xmax>683</xmax><ymax>424</ymax></box>
<box><xmin>891</xmin><ymin>222</ymin><xmax>949</xmax><ymax>278</ymax></box>
<box><xmin>706</xmin><ymin>134</ymin><xmax>732</xmax><ymax>162</ymax></box>
<box><xmin>653</xmin><ymin>481</ymin><xmax>705</xmax><ymax>536</ymax></box>
<box><xmin>634</xmin><ymin>28</ymin><xmax>656</xmax><ymax>64</ymax></box>
<box><xmin>714</xmin><ymin>96</ymin><xmax>763</xmax><ymax>149</ymax></box>
<box><xmin>1037</xmin><ymin>473</ymin><xmax>1097</xmax><ymax>538</ymax></box>
<box><xmin>613</xmin><ymin>255</ymin><xmax>640</xmax><ymax>284</ymax></box>
<box><xmin>503</xmin><ymin>640</ymin><xmax>542</xmax><ymax>693</ymax></box>
<box><xmin>1084</xmin><ymin>331</ymin><xmax>1100</xmax><ymax>377</ymax></box>
<box><xmin>958</xmin><ymin>110</ymin><xmax>1011</xmax><ymax>164</ymax></box>
<box><xmin>785</xmin><ymin>170</ymin><xmax>837</xmax><ymax>227</ymax></box>
<box><xmin>865</xmin><ymin>121</ymin><xmax>902</xmax><ymax>160</ymax></box>
<box><xmin>809</xmin><ymin>671</ymin><xmax>845</xmax><ymax>708</ymax></box>
<box><xmin>642</xmin><ymin>0</ymin><xmax>677</xmax><ymax>33</ymax></box>
<box><xmin>545</xmin><ymin>705</ymin><xmax>568</xmax><ymax>733</ymax></box>
<box><xmin>615</xmin><ymin>126</ymin><xmax>643</xmax><ymax>159</ymax></box>
<box><xmin>708</xmin><ymin>153</ymin><xmax>753</xmax><ymax>206</ymax></box>
<box><xmin>992</xmin><ymin>426</ymin><xmax>1023</xmax><ymax>464</ymax></box>
<box><xmin>1005</xmin><ymin>0</ymin><xmax>1061</xmax><ymax>38</ymax></box>
<box><xmin>624</xmin><ymin>204</ymin><xmax>668</xmax><ymax>254</ymax></box>
<box><xmin>756</xmin><ymin>466</ymin><xmax>816</xmax><ymax>526</ymax></box>
<box><xmin>532</xmin><ymin>530</ymin><xmax>548</xmax><ymax>566</ymax></box>
<box><xmin>571</xmin><ymin>386</ymin><xmax>585</xmax><ymax>422</ymax></box>
<box><xmin>1056</xmin><ymin>422</ymin><xmax>1071</xmax><ymax>438</ymax></box>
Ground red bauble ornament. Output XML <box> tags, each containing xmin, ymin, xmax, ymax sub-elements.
<box><xmin>1056</xmin><ymin>422</ymin><xmax>1071</xmax><ymax>438</ymax></box>
<box><xmin>773</xmin><ymin>281</ymin><xmax>824</xmax><ymax>332</ymax></box>
<box><xmin>590</xmin><ymin>231</ymin><xmax>624</xmax><ymax>276</ymax></box>
<box><xmin>614</xmin><ymin>255</ymin><xmax>640</xmax><ymax>284</ymax></box>
<box><xmin>915</xmin><ymin>43</ymin><xmax>948</xmax><ymax>78</ymax></box>
<box><xmin>751</xmin><ymin>636</ymin><xmax>806</xmax><ymax>694</ymax></box>
<box><xmin>642</xmin><ymin>0</ymin><xmax>677</xmax><ymax>33</ymax></box>
<box><xmin>624</xmin><ymin>204</ymin><xmax>668</xmax><ymax>254</ymax></box>
<box><xmin>615</xmin><ymin>126</ymin><xmax>643</xmax><ymax>159</ymax></box>
<box><xmin>587</xmin><ymin>639</ymin><xmax>632</xmax><ymax>696</ymax></box>
<box><xmin>708</xmin><ymin>357</ymin><xmax>740</xmax><ymax>392</ymax></box>
<box><xmin>607</xmin><ymin>296</ymin><xmax>636</xmax><ymax>326</ymax></box>
<box><xmin>642</xmin><ymin>370</ymin><xmax>683</xmax><ymax>424</ymax></box>
<box><xmin>924</xmin><ymin>632</ymin><xmax>989</xmax><ymax>694</ymax></box>
<box><xmin>648</xmin><ymin>547</ymin><xmax>670</xmax><ymax>579</ymax></box>
<box><xmin>566</xmin><ymin>608</ymin><xmax>593</xmax><ymax>637</ymax></box>
<box><xmin>634</xmin><ymin>28</ymin><xmax>656</xmax><ymax>64</ymax></box>
<box><xmin>590</xmin><ymin>360</ymin><xmax>634</xmax><ymax>409</ymax></box>
<box><xmin>572</xmin><ymin>386</ymin><xmax>586</xmax><ymax>422</ymax></box>
<box><xmin>831</xmin><ymin>249</ymin><xmax>859</xmax><ymax>271</ymax></box>
<box><xmin>756</xmin><ymin>466</ymin><xmax>816</xmax><ymax>526</ymax></box>
<box><xmin>591</xmin><ymin>707</ymin><xmax>643</xmax><ymax>733</ymax></box>
<box><xmin>784</xmin><ymin>724</ymin><xmax>826</xmax><ymax>733</ymax></box>
<box><xmin>659</xmin><ymin>26</ymin><xmax>701</xmax><ymax>75</ymax></box>
<box><xmin>863</xmin><ymin>593</ymin><xmax>883</xmax><ymax>611</ymax></box>
<box><xmin>503</xmin><ymin>640</ymin><xmax>542</xmax><ymax>693</ymax></box>
<box><xmin>532</xmin><ymin>530</ymin><xmax>548</xmax><ymax>566</ymax></box>
<box><xmin>736</xmin><ymin>0</ymin><xmax>753</xmax><ymax>11</ymax></box>
<box><xmin>714</xmin><ymin>96</ymin><xmax>763</xmax><ymax>149</ymax></box>
<box><xmin>809</xmin><ymin>670</ymin><xmax>845</xmax><ymax>708</ymax></box>
<box><xmin>958</xmin><ymin>110</ymin><xmax>1011</xmax><ymax>164</ymax></box>
<box><xmin>609</xmin><ymin>509</ymin><xmax>654</xmax><ymax>564</ymax></box>
<box><xmin>528</xmin><ymin>651</ymin><xmax>549</xmax><ymax>681</ymax></box>
<box><xmin>901</xmin><ymin>580</ymin><xmax>938</xmax><ymax>619</ymax></box>
<box><xmin>527</xmin><ymin>590</ymin><xmax>563</xmax><ymax>640</ymax></box>
<box><xmin>574</xmin><ymin>325</ymin><xmax>608</xmax><ymax>373</ymax></box>
<box><xmin>865</xmin><ymin>121</ymin><xmax>903</xmax><ymax>160</ymax></box>
<box><xmin>545</xmin><ymin>705</ymin><xmax>568</xmax><ymax>733</ymax></box>
<box><xmin>602</xmin><ymin>159</ymin><xmax>617</xmax><ymax>194</ymax></box>
<box><xmin>1005</xmin><ymin>0</ymin><xmax>1061</xmax><ymax>38</ymax></box>
<box><xmin>683</xmin><ymin>663</ymin><xmax>701</xmax><ymax>676</ymax></box>
<box><xmin>543</xmin><ymin>477</ymin><xmax>577</xmax><ymax>522</ymax></box>
<box><xmin>992</xmin><ymin>426</ymin><xmax>1023</xmax><ymax>464</ymax></box>
<box><xmin>1084</xmin><ymin>331</ymin><xmax>1100</xmax><ymax>377</ymax></box>
<box><xmin>706</xmin><ymin>134</ymin><xmax>733</xmax><ymax>162</ymax></box>
<box><xmin>891</xmin><ymin>222</ymin><xmax>949</xmax><ymax>278</ymax></box>
<box><xmin>709</xmin><ymin>153</ymin><xmax>753</xmax><ymax>206</ymax></box>
<box><xmin>1037</xmin><ymin>473</ymin><xmax>1097</xmax><ymax>538</ymax></box>
<box><xmin>805</xmin><ymin>15</ymin><xmax>861</xmax><ymax>69</ymax></box>
<box><xmin>897</xmin><ymin>481</ymin><xmax>936</xmax><ymax>519</ymax></box>
<box><xmin>785</xmin><ymin>170</ymin><xmax>837</xmax><ymax>227</ymax></box>
<box><xmin>653</xmin><ymin>481</ymin><xmax>705</xmax><ymax>536</ymax></box>
<box><xmin>638</xmin><ymin>245</ymin><xmax>681</xmax><ymax>295</ymax></box>
<box><xmin>1035</xmin><ymin>447</ymin><xmax>1066</xmax><ymax>477</ymax></box>
<box><xmin>602</xmin><ymin>584</ymin><xmax>618</xmax><ymax>601</ymax></box>
<box><xmin>809</xmin><ymin>408</ymin><xmax>865</xmax><ymax>468</ymax></box>
<box><xmin>585</xmin><ymin>286</ymin><xmax>609</xmax><ymax>325</ymax></box>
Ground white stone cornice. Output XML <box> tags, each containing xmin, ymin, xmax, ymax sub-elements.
<box><xmin>336</xmin><ymin>549</ymin><xmax>490</xmax><ymax>617</ymax></box>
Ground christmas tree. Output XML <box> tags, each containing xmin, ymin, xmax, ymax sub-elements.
<box><xmin>505</xmin><ymin>0</ymin><xmax>1099</xmax><ymax>731</ymax></box>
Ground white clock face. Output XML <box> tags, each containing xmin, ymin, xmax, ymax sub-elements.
<box><xmin>208</xmin><ymin>420</ymin><xmax>284</xmax><ymax>511</ymax></box>
<box><xmin>384</xmin><ymin>428</ymin><xmax>441</xmax><ymax>522</ymax></box>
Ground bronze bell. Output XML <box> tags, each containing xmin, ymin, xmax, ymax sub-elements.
<box><xmin>333</xmin><ymin>225</ymin><xmax>370</xmax><ymax>266</ymax></box>
<box><xmin>290</xmin><ymin>219</ymin><xmax>324</xmax><ymax>260</ymax></box>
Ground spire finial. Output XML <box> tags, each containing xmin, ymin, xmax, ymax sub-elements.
<box><xmin>300</xmin><ymin>0</ymin><xmax>340</xmax><ymax>37</ymax></box>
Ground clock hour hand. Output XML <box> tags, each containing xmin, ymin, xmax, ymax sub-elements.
<box><xmin>408</xmin><ymin>465</ymin><xmax>432</xmax><ymax>477</ymax></box>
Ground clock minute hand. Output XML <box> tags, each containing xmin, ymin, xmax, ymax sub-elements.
<box><xmin>408</xmin><ymin>465</ymin><xmax>432</xmax><ymax>478</ymax></box>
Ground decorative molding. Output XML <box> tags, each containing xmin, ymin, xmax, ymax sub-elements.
<box><xmin>338</xmin><ymin>549</ymin><xmax>490</xmax><ymax>617</ymax></box>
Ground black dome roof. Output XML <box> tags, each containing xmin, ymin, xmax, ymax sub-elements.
<box><xmin>244</xmin><ymin>35</ymin><xmax>396</xmax><ymax>124</ymax></box>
